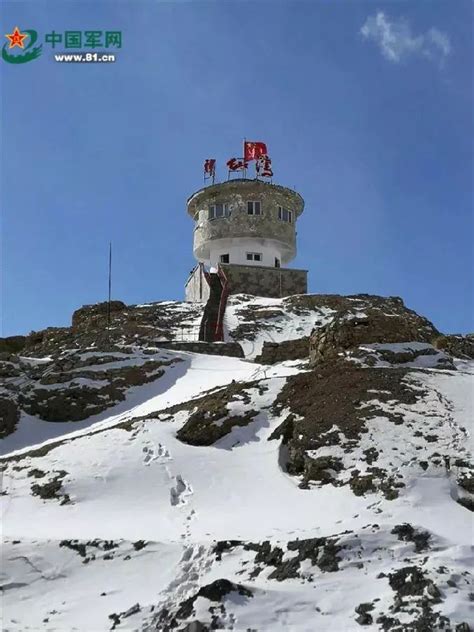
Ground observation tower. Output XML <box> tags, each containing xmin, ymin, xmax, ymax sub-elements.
<box><xmin>185</xmin><ymin>178</ymin><xmax>307</xmax><ymax>305</ymax></box>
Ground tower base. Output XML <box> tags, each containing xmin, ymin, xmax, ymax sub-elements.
<box><xmin>185</xmin><ymin>263</ymin><xmax>307</xmax><ymax>303</ymax></box>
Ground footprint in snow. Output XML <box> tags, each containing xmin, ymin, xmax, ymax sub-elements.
<box><xmin>156</xmin><ymin>443</ymin><xmax>171</xmax><ymax>460</ymax></box>
<box><xmin>143</xmin><ymin>445</ymin><xmax>155</xmax><ymax>465</ymax></box>
<box><xmin>170</xmin><ymin>475</ymin><xmax>193</xmax><ymax>506</ymax></box>
<box><xmin>143</xmin><ymin>443</ymin><xmax>171</xmax><ymax>465</ymax></box>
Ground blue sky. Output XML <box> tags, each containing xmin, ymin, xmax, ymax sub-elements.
<box><xmin>1</xmin><ymin>0</ymin><xmax>473</xmax><ymax>337</ymax></box>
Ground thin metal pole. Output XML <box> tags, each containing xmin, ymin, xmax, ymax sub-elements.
<box><xmin>107</xmin><ymin>242</ymin><xmax>112</xmax><ymax>327</ymax></box>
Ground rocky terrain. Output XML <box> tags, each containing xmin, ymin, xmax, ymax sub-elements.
<box><xmin>1</xmin><ymin>293</ymin><xmax>473</xmax><ymax>631</ymax></box>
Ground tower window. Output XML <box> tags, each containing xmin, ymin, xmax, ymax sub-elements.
<box><xmin>220</xmin><ymin>254</ymin><xmax>230</xmax><ymax>263</ymax></box>
<box><xmin>278</xmin><ymin>206</ymin><xmax>293</xmax><ymax>223</ymax></box>
<box><xmin>275</xmin><ymin>258</ymin><xmax>281</xmax><ymax>268</ymax></box>
<box><xmin>247</xmin><ymin>201</ymin><xmax>261</xmax><ymax>215</ymax></box>
<box><xmin>246</xmin><ymin>252</ymin><xmax>262</xmax><ymax>262</ymax></box>
<box><xmin>209</xmin><ymin>203</ymin><xmax>230</xmax><ymax>219</ymax></box>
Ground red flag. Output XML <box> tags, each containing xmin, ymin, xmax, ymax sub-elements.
<box><xmin>244</xmin><ymin>141</ymin><xmax>268</xmax><ymax>162</ymax></box>
<box><xmin>256</xmin><ymin>154</ymin><xmax>273</xmax><ymax>178</ymax></box>
<box><xmin>226</xmin><ymin>158</ymin><xmax>248</xmax><ymax>172</ymax></box>
<box><xmin>204</xmin><ymin>159</ymin><xmax>216</xmax><ymax>176</ymax></box>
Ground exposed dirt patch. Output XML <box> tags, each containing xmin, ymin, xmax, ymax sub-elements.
<box><xmin>27</xmin><ymin>468</ymin><xmax>47</xmax><ymax>479</ymax></box>
<box><xmin>175</xmin><ymin>380</ymin><xmax>268</xmax><ymax>446</ymax></box>
<box><xmin>109</xmin><ymin>603</ymin><xmax>141</xmax><ymax>630</ymax></box>
<box><xmin>18</xmin><ymin>359</ymin><xmax>174</xmax><ymax>423</ymax></box>
<box><xmin>270</xmin><ymin>361</ymin><xmax>422</xmax><ymax>497</ymax></box>
<box><xmin>391</xmin><ymin>524</ymin><xmax>431</xmax><ymax>552</ymax></box>
<box><xmin>59</xmin><ymin>539</ymin><xmax>120</xmax><ymax>563</ymax></box>
<box><xmin>349</xmin><ymin>343</ymin><xmax>455</xmax><ymax>370</ymax></box>
<box><xmin>154</xmin><ymin>579</ymin><xmax>252</xmax><ymax>632</ymax></box>
<box><xmin>30</xmin><ymin>470</ymin><xmax>70</xmax><ymax>504</ymax></box>
<box><xmin>214</xmin><ymin>536</ymin><xmax>342</xmax><ymax>582</ymax></box>
<box><xmin>355</xmin><ymin>602</ymin><xmax>375</xmax><ymax>626</ymax></box>
<box><xmin>177</xmin><ymin>409</ymin><xmax>259</xmax><ymax>446</ymax></box>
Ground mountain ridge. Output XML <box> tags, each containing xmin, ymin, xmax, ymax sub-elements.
<box><xmin>1</xmin><ymin>293</ymin><xmax>473</xmax><ymax>631</ymax></box>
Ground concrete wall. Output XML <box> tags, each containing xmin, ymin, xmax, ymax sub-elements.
<box><xmin>220</xmin><ymin>263</ymin><xmax>307</xmax><ymax>299</ymax></box>
<box><xmin>187</xmin><ymin>179</ymin><xmax>304</xmax><ymax>264</ymax></box>
<box><xmin>208</xmin><ymin>237</ymin><xmax>282</xmax><ymax>268</ymax></box>
<box><xmin>185</xmin><ymin>265</ymin><xmax>210</xmax><ymax>303</ymax></box>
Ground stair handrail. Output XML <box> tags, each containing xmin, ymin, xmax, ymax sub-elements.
<box><xmin>215</xmin><ymin>265</ymin><xmax>230</xmax><ymax>342</ymax></box>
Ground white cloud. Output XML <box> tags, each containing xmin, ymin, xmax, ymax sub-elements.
<box><xmin>360</xmin><ymin>12</ymin><xmax>451</xmax><ymax>66</ymax></box>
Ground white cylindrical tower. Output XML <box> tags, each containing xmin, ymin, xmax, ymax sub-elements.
<box><xmin>187</xmin><ymin>178</ymin><xmax>304</xmax><ymax>269</ymax></box>
<box><xmin>185</xmin><ymin>178</ymin><xmax>307</xmax><ymax>303</ymax></box>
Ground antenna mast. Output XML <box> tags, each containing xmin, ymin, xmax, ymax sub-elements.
<box><xmin>107</xmin><ymin>242</ymin><xmax>112</xmax><ymax>327</ymax></box>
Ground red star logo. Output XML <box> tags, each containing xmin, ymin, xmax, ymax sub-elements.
<box><xmin>5</xmin><ymin>26</ymin><xmax>28</xmax><ymax>49</ymax></box>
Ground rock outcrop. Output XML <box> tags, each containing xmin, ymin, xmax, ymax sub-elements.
<box><xmin>175</xmin><ymin>381</ymin><xmax>266</xmax><ymax>446</ymax></box>
<box><xmin>0</xmin><ymin>300</ymin><xmax>203</xmax><ymax>433</ymax></box>
<box><xmin>71</xmin><ymin>301</ymin><xmax>127</xmax><ymax>328</ymax></box>
<box><xmin>0</xmin><ymin>397</ymin><xmax>20</xmax><ymax>438</ymax></box>
<box><xmin>309</xmin><ymin>301</ymin><xmax>440</xmax><ymax>366</ymax></box>
<box><xmin>0</xmin><ymin>336</ymin><xmax>27</xmax><ymax>354</ymax></box>
<box><xmin>433</xmin><ymin>334</ymin><xmax>474</xmax><ymax>359</ymax></box>
<box><xmin>18</xmin><ymin>358</ymin><xmax>175</xmax><ymax>423</ymax></box>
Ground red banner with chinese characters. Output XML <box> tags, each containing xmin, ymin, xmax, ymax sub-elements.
<box><xmin>204</xmin><ymin>159</ymin><xmax>216</xmax><ymax>176</ymax></box>
<box><xmin>244</xmin><ymin>141</ymin><xmax>268</xmax><ymax>162</ymax></box>
<box><xmin>226</xmin><ymin>158</ymin><xmax>248</xmax><ymax>172</ymax></box>
<box><xmin>256</xmin><ymin>154</ymin><xmax>273</xmax><ymax>178</ymax></box>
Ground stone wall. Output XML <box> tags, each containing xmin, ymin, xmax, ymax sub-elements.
<box><xmin>157</xmin><ymin>341</ymin><xmax>244</xmax><ymax>358</ymax></box>
<box><xmin>220</xmin><ymin>263</ymin><xmax>307</xmax><ymax>299</ymax></box>
<box><xmin>255</xmin><ymin>336</ymin><xmax>310</xmax><ymax>364</ymax></box>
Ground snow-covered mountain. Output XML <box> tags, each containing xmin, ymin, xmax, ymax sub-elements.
<box><xmin>1</xmin><ymin>294</ymin><xmax>473</xmax><ymax>632</ymax></box>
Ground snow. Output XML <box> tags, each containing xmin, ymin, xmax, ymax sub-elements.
<box><xmin>224</xmin><ymin>294</ymin><xmax>335</xmax><ymax>358</ymax></box>
<box><xmin>0</xmin><ymin>351</ymin><xmax>258</xmax><ymax>458</ymax></box>
<box><xmin>2</xmin><ymin>376</ymin><xmax>372</xmax><ymax>543</ymax></box>
<box><xmin>1</xmin><ymin>298</ymin><xmax>473</xmax><ymax>631</ymax></box>
<box><xmin>347</xmin><ymin>341</ymin><xmax>454</xmax><ymax>371</ymax></box>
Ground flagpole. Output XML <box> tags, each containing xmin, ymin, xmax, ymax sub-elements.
<box><xmin>107</xmin><ymin>242</ymin><xmax>112</xmax><ymax>328</ymax></box>
<box><xmin>243</xmin><ymin>137</ymin><xmax>246</xmax><ymax>179</ymax></box>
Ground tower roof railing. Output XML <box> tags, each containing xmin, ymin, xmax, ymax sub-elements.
<box><xmin>186</xmin><ymin>178</ymin><xmax>304</xmax><ymax>214</ymax></box>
